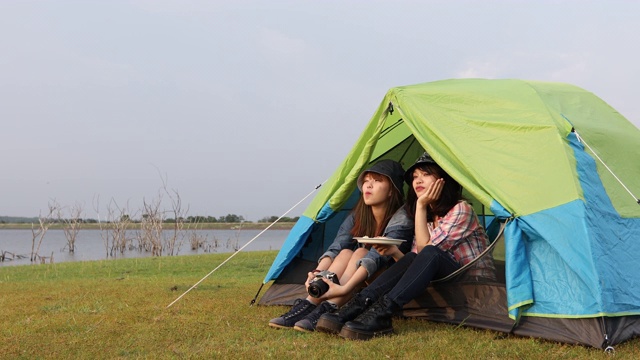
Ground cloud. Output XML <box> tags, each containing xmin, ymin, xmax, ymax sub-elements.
<box><xmin>455</xmin><ymin>60</ymin><xmax>501</xmax><ymax>79</ymax></box>
<box><xmin>130</xmin><ymin>0</ymin><xmax>223</xmax><ymax>16</ymax></box>
<box><xmin>454</xmin><ymin>51</ymin><xmax>592</xmax><ymax>82</ymax></box>
<box><xmin>257</xmin><ymin>27</ymin><xmax>318</xmax><ymax>66</ymax></box>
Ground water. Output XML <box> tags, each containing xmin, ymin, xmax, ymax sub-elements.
<box><xmin>0</xmin><ymin>228</ymin><xmax>289</xmax><ymax>267</ymax></box>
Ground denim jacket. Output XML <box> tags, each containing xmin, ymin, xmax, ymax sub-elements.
<box><xmin>319</xmin><ymin>206</ymin><xmax>414</xmax><ymax>278</ymax></box>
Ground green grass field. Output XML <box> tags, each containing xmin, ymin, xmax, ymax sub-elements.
<box><xmin>1</xmin><ymin>252</ymin><xmax>638</xmax><ymax>359</ymax></box>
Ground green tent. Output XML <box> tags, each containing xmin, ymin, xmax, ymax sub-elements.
<box><xmin>259</xmin><ymin>79</ymin><xmax>640</xmax><ymax>349</ymax></box>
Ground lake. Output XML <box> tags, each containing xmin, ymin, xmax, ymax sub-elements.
<box><xmin>0</xmin><ymin>228</ymin><xmax>289</xmax><ymax>267</ymax></box>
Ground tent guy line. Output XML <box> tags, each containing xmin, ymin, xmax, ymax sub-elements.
<box><xmin>166</xmin><ymin>181</ymin><xmax>325</xmax><ymax>309</ymax></box>
<box><xmin>575</xmin><ymin>130</ymin><xmax>640</xmax><ymax>204</ymax></box>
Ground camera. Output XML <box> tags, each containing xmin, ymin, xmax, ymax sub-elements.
<box><xmin>307</xmin><ymin>270</ymin><xmax>340</xmax><ymax>298</ymax></box>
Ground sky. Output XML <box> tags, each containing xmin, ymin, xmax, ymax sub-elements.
<box><xmin>1</xmin><ymin>0</ymin><xmax>639</xmax><ymax>221</ymax></box>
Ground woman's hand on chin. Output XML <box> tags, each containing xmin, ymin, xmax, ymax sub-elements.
<box><xmin>417</xmin><ymin>178</ymin><xmax>444</xmax><ymax>207</ymax></box>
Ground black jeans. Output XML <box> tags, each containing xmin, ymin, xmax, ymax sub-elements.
<box><xmin>360</xmin><ymin>245</ymin><xmax>461</xmax><ymax>307</ymax></box>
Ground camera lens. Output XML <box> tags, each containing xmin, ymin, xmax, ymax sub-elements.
<box><xmin>308</xmin><ymin>278</ymin><xmax>329</xmax><ymax>298</ymax></box>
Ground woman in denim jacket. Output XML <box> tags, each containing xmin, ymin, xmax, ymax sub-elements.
<box><xmin>269</xmin><ymin>160</ymin><xmax>414</xmax><ymax>332</ymax></box>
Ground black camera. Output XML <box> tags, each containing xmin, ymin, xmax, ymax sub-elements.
<box><xmin>307</xmin><ymin>270</ymin><xmax>339</xmax><ymax>298</ymax></box>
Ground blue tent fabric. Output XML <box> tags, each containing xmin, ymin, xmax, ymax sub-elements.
<box><xmin>263</xmin><ymin>216</ymin><xmax>316</xmax><ymax>283</ymax></box>
<box><xmin>316</xmin><ymin>201</ymin><xmax>337</xmax><ymax>223</ymax></box>
<box><xmin>573</xmin><ymin>133</ymin><xmax>640</xmax><ymax>316</ymax></box>
<box><xmin>505</xmin><ymin>133</ymin><xmax>640</xmax><ymax>319</ymax></box>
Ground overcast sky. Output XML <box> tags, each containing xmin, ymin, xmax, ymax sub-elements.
<box><xmin>1</xmin><ymin>1</ymin><xmax>639</xmax><ymax>221</ymax></box>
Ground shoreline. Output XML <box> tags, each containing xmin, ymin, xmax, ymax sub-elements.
<box><xmin>0</xmin><ymin>222</ymin><xmax>296</xmax><ymax>231</ymax></box>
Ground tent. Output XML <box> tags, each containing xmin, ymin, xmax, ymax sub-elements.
<box><xmin>256</xmin><ymin>79</ymin><xmax>640</xmax><ymax>349</ymax></box>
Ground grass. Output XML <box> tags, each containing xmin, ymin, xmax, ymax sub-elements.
<box><xmin>1</xmin><ymin>252</ymin><xmax>639</xmax><ymax>359</ymax></box>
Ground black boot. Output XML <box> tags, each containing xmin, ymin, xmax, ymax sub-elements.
<box><xmin>339</xmin><ymin>295</ymin><xmax>400</xmax><ymax>340</ymax></box>
<box><xmin>293</xmin><ymin>301</ymin><xmax>338</xmax><ymax>332</ymax></box>
<box><xmin>316</xmin><ymin>293</ymin><xmax>373</xmax><ymax>334</ymax></box>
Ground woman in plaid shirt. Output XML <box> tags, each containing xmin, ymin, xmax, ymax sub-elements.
<box><xmin>316</xmin><ymin>152</ymin><xmax>494</xmax><ymax>340</ymax></box>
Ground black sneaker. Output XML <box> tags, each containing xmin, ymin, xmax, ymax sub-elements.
<box><xmin>316</xmin><ymin>293</ymin><xmax>373</xmax><ymax>334</ymax></box>
<box><xmin>269</xmin><ymin>299</ymin><xmax>317</xmax><ymax>329</ymax></box>
<box><xmin>293</xmin><ymin>301</ymin><xmax>338</xmax><ymax>332</ymax></box>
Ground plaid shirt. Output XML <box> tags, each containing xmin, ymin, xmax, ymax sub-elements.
<box><xmin>412</xmin><ymin>201</ymin><xmax>494</xmax><ymax>279</ymax></box>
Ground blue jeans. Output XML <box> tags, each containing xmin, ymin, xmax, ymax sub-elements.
<box><xmin>359</xmin><ymin>246</ymin><xmax>461</xmax><ymax>307</ymax></box>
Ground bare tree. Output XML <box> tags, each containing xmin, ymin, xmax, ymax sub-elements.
<box><xmin>94</xmin><ymin>195</ymin><xmax>112</xmax><ymax>258</ymax></box>
<box><xmin>187</xmin><ymin>219</ymin><xmax>208</xmax><ymax>251</ymax></box>
<box><xmin>55</xmin><ymin>201</ymin><xmax>84</xmax><ymax>253</ymax></box>
<box><xmin>137</xmin><ymin>171</ymin><xmax>189</xmax><ymax>257</ymax></box>
<box><xmin>162</xmin><ymin>179</ymin><xmax>188</xmax><ymax>256</ymax></box>
<box><xmin>30</xmin><ymin>203</ymin><xmax>57</xmax><ymax>263</ymax></box>
<box><xmin>94</xmin><ymin>196</ymin><xmax>134</xmax><ymax>258</ymax></box>
<box><xmin>140</xmin><ymin>196</ymin><xmax>164</xmax><ymax>256</ymax></box>
<box><xmin>92</xmin><ymin>169</ymin><xmax>190</xmax><ymax>259</ymax></box>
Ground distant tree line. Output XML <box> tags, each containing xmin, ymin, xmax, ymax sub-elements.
<box><xmin>257</xmin><ymin>216</ymin><xmax>299</xmax><ymax>223</ymax></box>
<box><xmin>0</xmin><ymin>214</ymin><xmax>299</xmax><ymax>224</ymax></box>
<box><xmin>0</xmin><ymin>216</ymin><xmax>99</xmax><ymax>224</ymax></box>
<box><xmin>0</xmin><ymin>216</ymin><xmax>39</xmax><ymax>223</ymax></box>
<box><xmin>165</xmin><ymin>214</ymin><xmax>245</xmax><ymax>223</ymax></box>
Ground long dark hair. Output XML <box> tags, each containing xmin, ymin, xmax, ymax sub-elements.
<box><xmin>405</xmin><ymin>163</ymin><xmax>462</xmax><ymax>221</ymax></box>
<box><xmin>350</xmin><ymin>172</ymin><xmax>404</xmax><ymax>237</ymax></box>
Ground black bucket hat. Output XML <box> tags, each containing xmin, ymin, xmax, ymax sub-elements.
<box><xmin>404</xmin><ymin>151</ymin><xmax>438</xmax><ymax>184</ymax></box>
<box><xmin>356</xmin><ymin>159</ymin><xmax>405</xmax><ymax>194</ymax></box>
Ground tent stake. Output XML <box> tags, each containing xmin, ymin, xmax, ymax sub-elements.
<box><xmin>249</xmin><ymin>283</ymin><xmax>265</xmax><ymax>307</ymax></box>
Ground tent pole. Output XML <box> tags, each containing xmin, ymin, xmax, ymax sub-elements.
<box><xmin>481</xmin><ymin>204</ymin><xmax>486</xmax><ymax>229</ymax></box>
